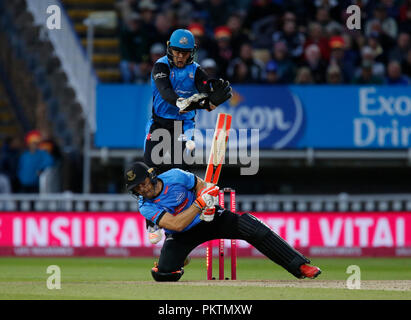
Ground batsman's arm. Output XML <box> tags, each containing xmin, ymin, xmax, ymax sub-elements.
<box><xmin>157</xmin><ymin>177</ymin><xmax>213</xmax><ymax>232</ymax></box>
<box><xmin>157</xmin><ymin>205</ymin><xmax>201</xmax><ymax>232</ymax></box>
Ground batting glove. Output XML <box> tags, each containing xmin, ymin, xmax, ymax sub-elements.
<box><xmin>199</xmin><ymin>206</ymin><xmax>216</xmax><ymax>222</ymax></box>
<box><xmin>147</xmin><ymin>224</ymin><xmax>163</xmax><ymax>245</ymax></box>
<box><xmin>196</xmin><ymin>182</ymin><xmax>216</xmax><ymax>197</ymax></box>
<box><xmin>194</xmin><ymin>185</ymin><xmax>219</xmax><ymax>209</ymax></box>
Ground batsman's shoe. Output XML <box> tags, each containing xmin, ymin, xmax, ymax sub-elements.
<box><xmin>151</xmin><ymin>261</ymin><xmax>184</xmax><ymax>282</ymax></box>
<box><xmin>300</xmin><ymin>264</ymin><xmax>321</xmax><ymax>279</ymax></box>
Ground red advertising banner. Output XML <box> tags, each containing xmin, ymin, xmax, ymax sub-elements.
<box><xmin>0</xmin><ymin>212</ymin><xmax>410</xmax><ymax>257</ymax></box>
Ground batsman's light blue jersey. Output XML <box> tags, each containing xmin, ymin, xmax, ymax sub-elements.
<box><xmin>138</xmin><ymin>169</ymin><xmax>201</xmax><ymax>234</ymax></box>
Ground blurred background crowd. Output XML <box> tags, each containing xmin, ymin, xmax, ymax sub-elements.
<box><xmin>0</xmin><ymin>130</ymin><xmax>60</xmax><ymax>194</ymax></box>
<box><xmin>116</xmin><ymin>0</ymin><xmax>411</xmax><ymax>85</ymax></box>
<box><xmin>1</xmin><ymin>0</ymin><xmax>411</xmax><ymax>195</ymax></box>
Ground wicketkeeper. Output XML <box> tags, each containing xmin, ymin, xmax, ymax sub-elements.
<box><xmin>145</xmin><ymin>28</ymin><xmax>231</xmax><ymax>172</ymax></box>
<box><xmin>125</xmin><ymin>162</ymin><xmax>321</xmax><ymax>282</ymax></box>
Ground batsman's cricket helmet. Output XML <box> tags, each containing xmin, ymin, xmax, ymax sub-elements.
<box><xmin>167</xmin><ymin>29</ymin><xmax>196</xmax><ymax>66</ymax></box>
<box><xmin>125</xmin><ymin>162</ymin><xmax>157</xmax><ymax>193</ymax></box>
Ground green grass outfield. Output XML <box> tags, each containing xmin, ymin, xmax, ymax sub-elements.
<box><xmin>0</xmin><ymin>257</ymin><xmax>410</xmax><ymax>300</ymax></box>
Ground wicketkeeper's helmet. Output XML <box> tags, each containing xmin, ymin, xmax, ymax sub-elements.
<box><xmin>167</xmin><ymin>29</ymin><xmax>196</xmax><ymax>66</ymax></box>
<box><xmin>125</xmin><ymin>162</ymin><xmax>157</xmax><ymax>194</ymax></box>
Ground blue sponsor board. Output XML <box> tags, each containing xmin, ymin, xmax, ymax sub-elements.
<box><xmin>289</xmin><ymin>85</ymin><xmax>411</xmax><ymax>149</ymax></box>
<box><xmin>196</xmin><ymin>85</ymin><xmax>304</xmax><ymax>149</ymax></box>
<box><xmin>95</xmin><ymin>84</ymin><xmax>151</xmax><ymax>148</ymax></box>
<box><xmin>95</xmin><ymin>84</ymin><xmax>411</xmax><ymax>149</ymax></box>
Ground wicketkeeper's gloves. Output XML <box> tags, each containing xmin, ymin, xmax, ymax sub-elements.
<box><xmin>206</xmin><ymin>78</ymin><xmax>232</xmax><ymax>106</ymax></box>
<box><xmin>176</xmin><ymin>93</ymin><xmax>210</xmax><ymax>113</ymax></box>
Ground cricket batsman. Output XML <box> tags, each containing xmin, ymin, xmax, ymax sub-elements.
<box><xmin>125</xmin><ymin>162</ymin><xmax>322</xmax><ymax>282</ymax></box>
<box><xmin>143</xmin><ymin>28</ymin><xmax>231</xmax><ymax>245</ymax></box>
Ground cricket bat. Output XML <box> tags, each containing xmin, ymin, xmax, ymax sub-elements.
<box><xmin>204</xmin><ymin>113</ymin><xmax>232</xmax><ymax>184</ymax></box>
<box><xmin>204</xmin><ymin>113</ymin><xmax>232</xmax><ymax>281</ymax></box>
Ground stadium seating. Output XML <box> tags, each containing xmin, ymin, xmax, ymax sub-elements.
<box><xmin>61</xmin><ymin>0</ymin><xmax>121</xmax><ymax>82</ymax></box>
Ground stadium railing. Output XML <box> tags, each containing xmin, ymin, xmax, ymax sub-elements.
<box><xmin>0</xmin><ymin>193</ymin><xmax>410</xmax><ymax>212</ymax></box>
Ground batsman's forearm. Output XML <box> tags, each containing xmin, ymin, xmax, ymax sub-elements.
<box><xmin>158</xmin><ymin>204</ymin><xmax>202</xmax><ymax>232</ymax></box>
<box><xmin>173</xmin><ymin>205</ymin><xmax>202</xmax><ymax>231</ymax></box>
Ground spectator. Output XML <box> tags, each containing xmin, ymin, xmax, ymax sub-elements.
<box><xmin>399</xmin><ymin>0</ymin><xmax>411</xmax><ymax>22</ymax></box>
<box><xmin>213</xmin><ymin>26</ymin><xmax>234</xmax><ymax>79</ymax></box>
<box><xmin>119</xmin><ymin>13</ymin><xmax>150</xmax><ymax>83</ymax></box>
<box><xmin>208</xmin><ymin>0</ymin><xmax>232</xmax><ymax>29</ymax></box>
<box><xmin>315</xmin><ymin>6</ymin><xmax>343</xmax><ymax>36</ymax></box>
<box><xmin>0</xmin><ymin>136</ymin><xmax>22</xmax><ymax>192</ymax></box>
<box><xmin>313</xmin><ymin>0</ymin><xmax>342</xmax><ymax>21</ymax></box>
<box><xmin>17</xmin><ymin>130</ymin><xmax>54</xmax><ymax>193</ymax></box>
<box><xmin>162</xmin><ymin>0</ymin><xmax>193</xmax><ymax>27</ymax></box>
<box><xmin>402</xmin><ymin>48</ymin><xmax>411</xmax><ymax>78</ymax></box>
<box><xmin>365</xmin><ymin>3</ymin><xmax>398</xmax><ymax>40</ymax></box>
<box><xmin>201</xmin><ymin>58</ymin><xmax>219</xmax><ymax>79</ymax></box>
<box><xmin>356</xmin><ymin>46</ymin><xmax>385</xmax><ymax>79</ymax></box>
<box><xmin>399</xmin><ymin>3</ymin><xmax>411</xmax><ymax>33</ymax></box>
<box><xmin>329</xmin><ymin>35</ymin><xmax>355</xmax><ymax>83</ymax></box>
<box><xmin>388</xmin><ymin>32</ymin><xmax>410</xmax><ymax>63</ymax></box>
<box><xmin>272</xmin><ymin>12</ymin><xmax>306</xmax><ymax>61</ymax></box>
<box><xmin>139</xmin><ymin>0</ymin><xmax>158</xmax><ymax>43</ymax></box>
<box><xmin>227</xmin><ymin>13</ymin><xmax>250</xmax><ymax>58</ymax></box>
<box><xmin>188</xmin><ymin>23</ymin><xmax>217</xmax><ymax>63</ymax></box>
<box><xmin>153</xmin><ymin>13</ymin><xmax>172</xmax><ymax>47</ymax></box>
<box><xmin>38</xmin><ymin>134</ymin><xmax>62</xmax><ymax>165</ymax></box>
<box><xmin>294</xmin><ymin>67</ymin><xmax>314</xmax><ymax>84</ymax></box>
<box><xmin>229</xmin><ymin>61</ymin><xmax>249</xmax><ymax>83</ymax></box>
<box><xmin>352</xmin><ymin>61</ymin><xmax>384</xmax><ymax>84</ymax></box>
<box><xmin>244</xmin><ymin>0</ymin><xmax>283</xmax><ymax>30</ymax></box>
<box><xmin>136</xmin><ymin>43</ymin><xmax>166</xmax><ymax>83</ymax></box>
<box><xmin>342</xmin><ymin>33</ymin><xmax>360</xmax><ymax>70</ymax></box>
<box><xmin>301</xmin><ymin>44</ymin><xmax>327</xmax><ymax>83</ymax></box>
<box><xmin>139</xmin><ymin>0</ymin><xmax>157</xmax><ymax>25</ymax></box>
<box><xmin>227</xmin><ymin>42</ymin><xmax>265</xmax><ymax>83</ymax></box>
<box><xmin>385</xmin><ymin>60</ymin><xmax>411</xmax><ymax>84</ymax></box>
<box><xmin>303</xmin><ymin>22</ymin><xmax>330</xmax><ymax>61</ymax></box>
<box><xmin>381</xmin><ymin>0</ymin><xmax>400</xmax><ymax>19</ymax></box>
<box><xmin>367</xmin><ymin>33</ymin><xmax>386</xmax><ymax>63</ymax></box>
<box><xmin>115</xmin><ymin>0</ymin><xmax>139</xmax><ymax>25</ymax></box>
<box><xmin>264</xmin><ymin>60</ymin><xmax>279</xmax><ymax>84</ymax></box>
<box><xmin>271</xmin><ymin>41</ymin><xmax>295</xmax><ymax>83</ymax></box>
<box><xmin>326</xmin><ymin>64</ymin><xmax>343</xmax><ymax>84</ymax></box>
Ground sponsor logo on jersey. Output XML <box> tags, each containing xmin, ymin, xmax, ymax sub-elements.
<box><xmin>154</xmin><ymin>72</ymin><xmax>167</xmax><ymax>80</ymax></box>
<box><xmin>176</xmin><ymin>192</ymin><xmax>185</xmax><ymax>203</ymax></box>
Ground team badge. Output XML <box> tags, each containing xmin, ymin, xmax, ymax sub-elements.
<box><xmin>127</xmin><ymin>170</ymin><xmax>136</xmax><ymax>181</ymax></box>
<box><xmin>179</xmin><ymin>37</ymin><xmax>188</xmax><ymax>45</ymax></box>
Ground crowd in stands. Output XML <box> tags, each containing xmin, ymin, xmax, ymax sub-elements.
<box><xmin>0</xmin><ymin>130</ymin><xmax>60</xmax><ymax>193</ymax></box>
<box><xmin>115</xmin><ymin>0</ymin><xmax>411</xmax><ymax>85</ymax></box>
